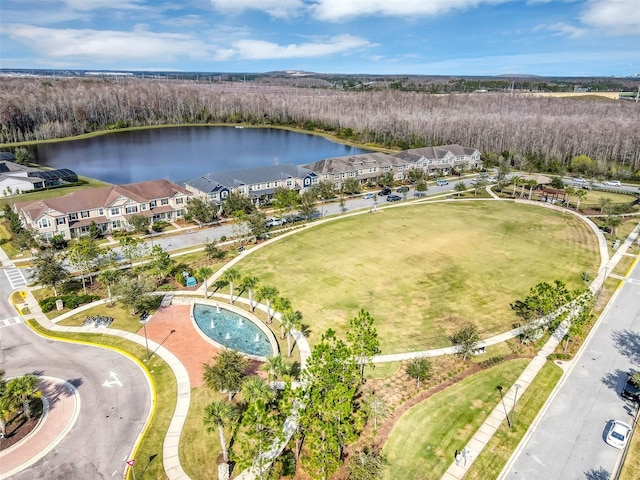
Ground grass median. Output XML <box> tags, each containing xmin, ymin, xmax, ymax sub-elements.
<box><xmin>382</xmin><ymin>358</ymin><xmax>530</xmax><ymax>479</ymax></box>
<box><xmin>464</xmin><ymin>361</ymin><xmax>563</xmax><ymax>480</ymax></box>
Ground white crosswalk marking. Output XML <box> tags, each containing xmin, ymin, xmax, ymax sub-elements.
<box><xmin>0</xmin><ymin>316</ymin><xmax>23</xmax><ymax>328</ymax></box>
<box><xmin>4</xmin><ymin>267</ymin><xmax>27</xmax><ymax>289</ymax></box>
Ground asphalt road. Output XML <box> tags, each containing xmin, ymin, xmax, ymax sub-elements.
<box><xmin>0</xmin><ymin>293</ymin><xmax>151</xmax><ymax>479</ymax></box>
<box><xmin>504</xmin><ymin>259</ymin><xmax>640</xmax><ymax>479</ymax></box>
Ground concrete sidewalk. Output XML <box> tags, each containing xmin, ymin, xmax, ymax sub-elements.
<box><xmin>441</xmin><ymin>221</ymin><xmax>639</xmax><ymax>479</ymax></box>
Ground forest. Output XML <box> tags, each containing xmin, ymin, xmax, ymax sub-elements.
<box><xmin>1</xmin><ymin>76</ymin><xmax>639</xmax><ymax>174</ymax></box>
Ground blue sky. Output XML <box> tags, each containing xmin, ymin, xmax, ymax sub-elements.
<box><xmin>1</xmin><ymin>0</ymin><xmax>638</xmax><ymax>76</ymax></box>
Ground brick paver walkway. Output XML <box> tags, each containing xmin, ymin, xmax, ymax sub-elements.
<box><xmin>139</xmin><ymin>305</ymin><xmax>219</xmax><ymax>388</ymax></box>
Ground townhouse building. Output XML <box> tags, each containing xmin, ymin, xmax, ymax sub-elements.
<box><xmin>303</xmin><ymin>145</ymin><xmax>482</xmax><ymax>190</ymax></box>
<box><xmin>14</xmin><ymin>179</ymin><xmax>191</xmax><ymax>239</ymax></box>
<box><xmin>183</xmin><ymin>164</ymin><xmax>318</xmax><ymax>206</ymax></box>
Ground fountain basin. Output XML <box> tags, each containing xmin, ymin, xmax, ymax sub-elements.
<box><xmin>191</xmin><ymin>301</ymin><xmax>278</xmax><ymax>360</ymax></box>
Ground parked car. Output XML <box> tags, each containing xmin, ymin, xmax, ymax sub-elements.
<box><xmin>572</xmin><ymin>177</ymin><xmax>587</xmax><ymax>184</ymax></box>
<box><xmin>604</xmin><ymin>180</ymin><xmax>622</xmax><ymax>187</ymax></box>
<box><xmin>363</xmin><ymin>192</ymin><xmax>375</xmax><ymax>199</ymax></box>
<box><xmin>487</xmin><ymin>176</ymin><xmax>497</xmax><ymax>182</ymax></box>
<box><xmin>436</xmin><ymin>179</ymin><xmax>449</xmax><ymax>186</ymax></box>
<box><xmin>621</xmin><ymin>371</ymin><xmax>640</xmax><ymax>403</ymax></box>
<box><xmin>265</xmin><ymin>217</ymin><xmax>286</xmax><ymax>228</ymax></box>
<box><xmin>605</xmin><ymin>420</ymin><xmax>632</xmax><ymax>449</ymax></box>
<box><xmin>397</xmin><ymin>186</ymin><xmax>410</xmax><ymax>193</ymax></box>
<box><xmin>386</xmin><ymin>194</ymin><xmax>402</xmax><ymax>202</ymax></box>
<box><xmin>378</xmin><ymin>188</ymin><xmax>392</xmax><ymax>196</ymax></box>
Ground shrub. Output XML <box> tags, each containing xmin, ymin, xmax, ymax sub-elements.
<box><xmin>152</xmin><ymin>221</ymin><xmax>168</xmax><ymax>232</ymax></box>
<box><xmin>39</xmin><ymin>294</ymin><xmax>100</xmax><ymax>312</ymax></box>
<box><xmin>547</xmin><ymin>353</ymin><xmax>572</xmax><ymax>360</ymax></box>
<box><xmin>479</xmin><ymin>356</ymin><xmax>505</xmax><ymax>368</ymax></box>
<box><xmin>220</xmin><ymin>235</ymin><xmax>227</xmax><ymax>242</ymax></box>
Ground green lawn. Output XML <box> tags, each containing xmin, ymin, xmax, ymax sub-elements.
<box><xmin>464</xmin><ymin>361</ymin><xmax>563</xmax><ymax>480</ymax></box>
<box><xmin>57</xmin><ymin>303</ymin><xmax>145</xmax><ymax>332</ymax></box>
<box><xmin>233</xmin><ymin>202</ymin><xmax>599</xmax><ymax>352</ymax></box>
<box><xmin>382</xmin><ymin>359</ymin><xmax>530</xmax><ymax>479</ymax></box>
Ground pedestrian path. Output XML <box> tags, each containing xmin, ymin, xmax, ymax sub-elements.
<box><xmin>0</xmin><ymin>316</ymin><xmax>22</xmax><ymax>328</ymax></box>
<box><xmin>441</xmin><ymin>221</ymin><xmax>640</xmax><ymax>479</ymax></box>
<box><xmin>3</xmin><ymin>267</ymin><xmax>27</xmax><ymax>290</ymax></box>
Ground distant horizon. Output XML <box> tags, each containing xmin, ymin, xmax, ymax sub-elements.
<box><xmin>1</xmin><ymin>67</ymin><xmax>638</xmax><ymax>81</ymax></box>
<box><xmin>1</xmin><ymin>1</ymin><xmax>638</xmax><ymax>77</ymax></box>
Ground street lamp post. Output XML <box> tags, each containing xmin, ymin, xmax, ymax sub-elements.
<box><xmin>512</xmin><ymin>383</ymin><xmax>521</xmax><ymax>426</ymax></box>
<box><xmin>497</xmin><ymin>385</ymin><xmax>512</xmax><ymax>429</ymax></box>
<box><xmin>140</xmin><ymin>319</ymin><xmax>150</xmax><ymax>361</ymax></box>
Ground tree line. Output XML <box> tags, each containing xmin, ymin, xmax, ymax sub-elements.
<box><xmin>1</xmin><ymin>77</ymin><xmax>639</xmax><ymax>173</ymax></box>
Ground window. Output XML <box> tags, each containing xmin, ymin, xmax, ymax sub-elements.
<box><xmin>175</xmin><ymin>197</ymin><xmax>184</xmax><ymax>205</ymax></box>
<box><xmin>68</xmin><ymin>213</ymin><xmax>78</xmax><ymax>221</ymax></box>
<box><xmin>141</xmin><ymin>204</ymin><xmax>148</xmax><ymax>211</ymax></box>
<box><xmin>383</xmin><ymin>166</ymin><xmax>390</xmax><ymax>172</ymax></box>
<box><xmin>349</xmin><ymin>171</ymin><xmax>356</xmax><ymax>177</ymax></box>
<box><xmin>111</xmin><ymin>220</ymin><xmax>121</xmax><ymax>229</ymax></box>
<box><xmin>125</xmin><ymin>206</ymin><xmax>137</xmax><ymax>214</ymax></box>
<box><xmin>81</xmin><ymin>210</ymin><xmax>89</xmax><ymax>218</ymax></box>
<box><xmin>286</xmin><ymin>180</ymin><xmax>293</xmax><ymax>187</ymax></box>
<box><xmin>221</xmin><ymin>191</ymin><xmax>228</xmax><ymax>199</ymax></box>
<box><xmin>176</xmin><ymin>209</ymin><xmax>184</xmax><ymax>217</ymax></box>
<box><xmin>39</xmin><ymin>218</ymin><xmax>51</xmax><ymax>228</ymax></box>
<box><xmin>334</xmin><ymin>174</ymin><xmax>340</xmax><ymax>180</ymax></box>
<box><xmin>161</xmin><ymin>198</ymin><xmax>169</xmax><ymax>206</ymax></box>
<box><xmin>56</xmin><ymin>217</ymin><xmax>66</xmax><ymax>225</ymax></box>
<box><xmin>149</xmin><ymin>200</ymin><xmax>157</xmax><ymax>208</ymax></box>
<box><xmin>98</xmin><ymin>209</ymin><xmax>104</xmax><ymax>215</ymax></box>
<box><xmin>312</xmin><ymin>178</ymin><xmax>319</xmax><ymax>184</ymax></box>
<box><xmin>110</xmin><ymin>207</ymin><xmax>120</xmax><ymax>216</ymax></box>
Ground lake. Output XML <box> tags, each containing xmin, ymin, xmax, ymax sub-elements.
<box><xmin>24</xmin><ymin>126</ymin><xmax>369</xmax><ymax>185</ymax></box>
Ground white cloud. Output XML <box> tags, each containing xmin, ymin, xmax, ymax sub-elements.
<box><xmin>63</xmin><ymin>0</ymin><xmax>147</xmax><ymax>10</ymax></box>
<box><xmin>3</xmin><ymin>24</ymin><xmax>223</xmax><ymax>63</ymax></box>
<box><xmin>232</xmin><ymin>35</ymin><xmax>373</xmax><ymax>59</ymax></box>
<box><xmin>544</xmin><ymin>22</ymin><xmax>587</xmax><ymax>38</ymax></box>
<box><xmin>209</xmin><ymin>0</ymin><xmax>305</xmax><ymax>19</ymax></box>
<box><xmin>580</xmin><ymin>0</ymin><xmax>640</xmax><ymax>35</ymax></box>
<box><xmin>309</xmin><ymin>0</ymin><xmax>506</xmax><ymax>21</ymax></box>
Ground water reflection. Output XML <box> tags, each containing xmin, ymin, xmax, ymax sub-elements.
<box><xmin>26</xmin><ymin>126</ymin><xmax>369</xmax><ymax>184</ymax></box>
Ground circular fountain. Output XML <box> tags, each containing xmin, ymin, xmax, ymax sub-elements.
<box><xmin>192</xmin><ymin>301</ymin><xmax>277</xmax><ymax>360</ymax></box>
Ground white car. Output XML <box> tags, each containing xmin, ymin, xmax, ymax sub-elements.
<box><xmin>363</xmin><ymin>192</ymin><xmax>375</xmax><ymax>199</ymax></box>
<box><xmin>603</xmin><ymin>180</ymin><xmax>621</xmax><ymax>187</ymax></box>
<box><xmin>572</xmin><ymin>177</ymin><xmax>587</xmax><ymax>184</ymax></box>
<box><xmin>605</xmin><ymin>420</ymin><xmax>632</xmax><ymax>449</ymax></box>
<box><xmin>265</xmin><ymin>217</ymin><xmax>286</xmax><ymax>228</ymax></box>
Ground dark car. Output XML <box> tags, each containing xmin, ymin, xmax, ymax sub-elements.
<box><xmin>378</xmin><ymin>188</ymin><xmax>392</xmax><ymax>196</ymax></box>
<box><xmin>397</xmin><ymin>186</ymin><xmax>410</xmax><ymax>193</ymax></box>
<box><xmin>386</xmin><ymin>194</ymin><xmax>402</xmax><ymax>202</ymax></box>
<box><xmin>622</xmin><ymin>371</ymin><xmax>640</xmax><ymax>403</ymax></box>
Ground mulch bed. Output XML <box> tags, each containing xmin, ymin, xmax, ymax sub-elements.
<box><xmin>0</xmin><ymin>400</ymin><xmax>43</xmax><ymax>451</ymax></box>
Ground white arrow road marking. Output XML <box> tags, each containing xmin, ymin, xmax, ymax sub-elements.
<box><xmin>102</xmin><ymin>371</ymin><xmax>123</xmax><ymax>388</ymax></box>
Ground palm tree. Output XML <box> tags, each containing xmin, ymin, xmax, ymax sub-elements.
<box><xmin>195</xmin><ymin>266</ymin><xmax>214</xmax><ymax>298</ymax></box>
<box><xmin>564</xmin><ymin>186</ymin><xmax>576</xmax><ymax>207</ymax></box>
<box><xmin>575</xmin><ymin>189</ymin><xmax>587</xmax><ymax>211</ymax></box>
<box><xmin>203</xmin><ymin>400</ymin><xmax>238</xmax><ymax>463</ymax></box>
<box><xmin>0</xmin><ymin>395</ymin><xmax>16</xmax><ymax>438</ymax></box>
<box><xmin>527</xmin><ymin>180</ymin><xmax>538</xmax><ymax>200</ymax></box>
<box><xmin>239</xmin><ymin>275</ymin><xmax>259</xmax><ymax>311</ymax></box>
<box><xmin>511</xmin><ymin>176</ymin><xmax>521</xmax><ymax>197</ymax></box>
<box><xmin>280</xmin><ymin>310</ymin><xmax>302</xmax><ymax>357</ymax></box>
<box><xmin>256</xmin><ymin>285</ymin><xmax>279</xmax><ymax>323</ymax></box>
<box><xmin>262</xmin><ymin>354</ymin><xmax>288</xmax><ymax>381</ymax></box>
<box><xmin>241</xmin><ymin>376</ymin><xmax>274</xmax><ymax>405</ymax></box>
<box><xmin>273</xmin><ymin>296</ymin><xmax>292</xmax><ymax>323</ymax></box>
<box><xmin>98</xmin><ymin>269</ymin><xmax>120</xmax><ymax>306</ymax></box>
<box><xmin>6</xmin><ymin>375</ymin><xmax>41</xmax><ymax>420</ymax></box>
<box><xmin>606</xmin><ymin>215</ymin><xmax>622</xmax><ymax>237</ymax></box>
<box><xmin>599</xmin><ymin>197</ymin><xmax>612</xmax><ymax>214</ymax></box>
<box><xmin>221</xmin><ymin>268</ymin><xmax>241</xmax><ymax>304</ymax></box>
